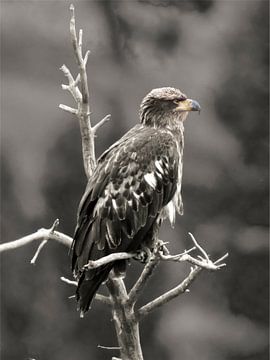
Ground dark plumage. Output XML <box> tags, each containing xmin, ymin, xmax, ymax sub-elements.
<box><xmin>71</xmin><ymin>87</ymin><xmax>201</xmax><ymax>316</ymax></box>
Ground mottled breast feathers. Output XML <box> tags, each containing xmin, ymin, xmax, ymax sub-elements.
<box><xmin>71</xmin><ymin>125</ymin><xmax>182</xmax><ymax>275</ymax></box>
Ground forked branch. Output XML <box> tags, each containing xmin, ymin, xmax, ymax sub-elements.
<box><xmin>160</xmin><ymin>232</ymin><xmax>228</xmax><ymax>271</ymax></box>
<box><xmin>59</xmin><ymin>4</ymin><xmax>110</xmax><ymax>178</ymax></box>
<box><xmin>0</xmin><ymin>219</ymin><xmax>72</xmax><ymax>256</ymax></box>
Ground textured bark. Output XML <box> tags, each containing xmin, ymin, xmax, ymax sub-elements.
<box><xmin>107</xmin><ymin>276</ymin><xmax>144</xmax><ymax>360</ymax></box>
<box><xmin>113</xmin><ymin>308</ymin><xmax>143</xmax><ymax>360</ymax></box>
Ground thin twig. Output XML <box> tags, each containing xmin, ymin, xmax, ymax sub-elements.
<box><xmin>60</xmin><ymin>276</ymin><xmax>78</xmax><ymax>286</ymax></box>
<box><xmin>59</xmin><ymin>104</ymin><xmax>78</xmax><ymax>115</ymax></box>
<box><xmin>93</xmin><ymin>114</ymin><xmax>111</xmax><ymax>134</ymax></box>
<box><xmin>84</xmin><ymin>50</ymin><xmax>90</xmax><ymax>66</ymax></box>
<box><xmin>214</xmin><ymin>252</ymin><xmax>229</xmax><ymax>264</ymax></box>
<box><xmin>159</xmin><ymin>246</ymin><xmax>196</xmax><ymax>261</ymax></box>
<box><xmin>98</xmin><ymin>345</ymin><xmax>121</xmax><ymax>350</ymax></box>
<box><xmin>30</xmin><ymin>240</ymin><xmax>48</xmax><ymax>264</ymax></box>
<box><xmin>188</xmin><ymin>232</ymin><xmax>209</xmax><ymax>261</ymax></box>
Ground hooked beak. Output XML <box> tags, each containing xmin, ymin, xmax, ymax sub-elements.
<box><xmin>175</xmin><ymin>99</ymin><xmax>201</xmax><ymax>112</ymax></box>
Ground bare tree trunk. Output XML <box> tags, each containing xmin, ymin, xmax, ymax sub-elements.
<box><xmin>108</xmin><ymin>277</ymin><xmax>143</xmax><ymax>360</ymax></box>
<box><xmin>113</xmin><ymin>307</ymin><xmax>143</xmax><ymax>360</ymax></box>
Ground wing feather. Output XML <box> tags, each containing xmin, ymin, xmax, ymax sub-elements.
<box><xmin>77</xmin><ymin>224</ymin><xmax>95</xmax><ymax>270</ymax></box>
<box><xmin>149</xmin><ymin>189</ymin><xmax>163</xmax><ymax>217</ymax></box>
<box><xmin>105</xmin><ymin>219</ymin><xmax>121</xmax><ymax>248</ymax></box>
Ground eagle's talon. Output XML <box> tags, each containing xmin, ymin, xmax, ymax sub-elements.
<box><xmin>134</xmin><ymin>247</ymin><xmax>152</xmax><ymax>264</ymax></box>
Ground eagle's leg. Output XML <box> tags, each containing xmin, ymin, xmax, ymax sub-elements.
<box><xmin>113</xmin><ymin>260</ymin><xmax>127</xmax><ymax>278</ymax></box>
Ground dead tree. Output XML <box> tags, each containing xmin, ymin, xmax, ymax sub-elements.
<box><xmin>0</xmin><ymin>5</ymin><xmax>228</xmax><ymax>360</ymax></box>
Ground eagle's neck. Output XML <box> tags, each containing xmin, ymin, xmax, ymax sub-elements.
<box><xmin>141</xmin><ymin>111</ymin><xmax>187</xmax><ymax>134</ymax></box>
<box><xmin>164</xmin><ymin>115</ymin><xmax>185</xmax><ymax>135</ymax></box>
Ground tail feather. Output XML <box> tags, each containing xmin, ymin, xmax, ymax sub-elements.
<box><xmin>76</xmin><ymin>266</ymin><xmax>112</xmax><ymax>317</ymax></box>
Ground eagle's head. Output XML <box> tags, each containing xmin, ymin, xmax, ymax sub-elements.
<box><xmin>139</xmin><ymin>87</ymin><xmax>200</xmax><ymax>128</ymax></box>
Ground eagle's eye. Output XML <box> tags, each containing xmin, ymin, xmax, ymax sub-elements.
<box><xmin>173</xmin><ymin>98</ymin><xmax>185</xmax><ymax>105</ymax></box>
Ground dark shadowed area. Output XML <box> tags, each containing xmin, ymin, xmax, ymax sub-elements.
<box><xmin>1</xmin><ymin>1</ymin><xmax>269</xmax><ymax>360</ymax></box>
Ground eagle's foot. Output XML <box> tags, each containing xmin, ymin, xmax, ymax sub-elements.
<box><xmin>134</xmin><ymin>246</ymin><xmax>152</xmax><ymax>264</ymax></box>
<box><xmin>155</xmin><ymin>239</ymin><xmax>170</xmax><ymax>256</ymax></box>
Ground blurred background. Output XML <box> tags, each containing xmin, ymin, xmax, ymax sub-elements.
<box><xmin>1</xmin><ymin>1</ymin><xmax>269</xmax><ymax>359</ymax></box>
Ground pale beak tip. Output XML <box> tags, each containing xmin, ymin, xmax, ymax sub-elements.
<box><xmin>191</xmin><ymin>100</ymin><xmax>201</xmax><ymax>112</ymax></box>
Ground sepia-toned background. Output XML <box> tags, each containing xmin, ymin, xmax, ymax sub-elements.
<box><xmin>1</xmin><ymin>1</ymin><xmax>268</xmax><ymax>359</ymax></box>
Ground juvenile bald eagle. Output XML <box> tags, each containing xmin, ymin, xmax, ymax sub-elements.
<box><xmin>71</xmin><ymin>87</ymin><xmax>200</xmax><ymax>315</ymax></box>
